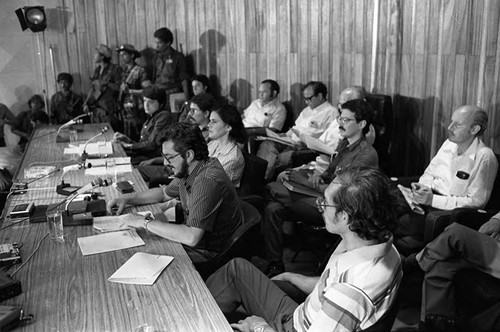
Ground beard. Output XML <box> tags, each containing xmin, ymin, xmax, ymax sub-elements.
<box><xmin>174</xmin><ymin>158</ymin><xmax>189</xmax><ymax>179</ymax></box>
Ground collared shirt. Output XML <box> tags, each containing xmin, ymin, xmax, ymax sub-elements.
<box><xmin>293</xmin><ymin>237</ymin><xmax>402</xmax><ymax>331</ymax></box>
<box><xmin>321</xmin><ymin>136</ymin><xmax>379</xmax><ymax>183</ymax></box>
<box><xmin>290</xmin><ymin>101</ymin><xmax>337</xmax><ymax>143</ymax></box>
<box><xmin>130</xmin><ymin>109</ymin><xmax>175</xmax><ymax>154</ymax></box>
<box><xmin>419</xmin><ymin>138</ymin><xmax>498</xmax><ymax>210</ymax></box>
<box><xmin>50</xmin><ymin>91</ymin><xmax>84</xmax><ymax>124</ymax></box>
<box><xmin>242</xmin><ymin>98</ymin><xmax>287</xmax><ymax>131</ymax></box>
<box><xmin>163</xmin><ymin>158</ymin><xmax>243</xmax><ymax>253</ymax></box>
<box><xmin>153</xmin><ymin>47</ymin><xmax>189</xmax><ymax>90</ymax></box>
<box><xmin>208</xmin><ymin>139</ymin><xmax>245</xmax><ymax>187</ymax></box>
<box><xmin>318</xmin><ymin>118</ymin><xmax>341</xmax><ymax>151</ymax></box>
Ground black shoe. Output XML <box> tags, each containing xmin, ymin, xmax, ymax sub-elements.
<box><xmin>266</xmin><ymin>261</ymin><xmax>285</xmax><ymax>278</ymax></box>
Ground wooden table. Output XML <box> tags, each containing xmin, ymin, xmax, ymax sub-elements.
<box><xmin>0</xmin><ymin>124</ymin><xmax>232</xmax><ymax>332</ymax></box>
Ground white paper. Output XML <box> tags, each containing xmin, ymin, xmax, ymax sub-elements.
<box><xmin>78</xmin><ymin>230</ymin><xmax>145</xmax><ymax>255</ymax></box>
<box><xmin>303</xmin><ymin>135</ymin><xmax>335</xmax><ymax>155</ymax></box>
<box><xmin>64</xmin><ymin>141</ymin><xmax>113</xmax><ymax>156</ymax></box>
<box><xmin>108</xmin><ymin>252</ymin><xmax>174</xmax><ymax>285</ymax></box>
<box><xmin>85</xmin><ymin>164</ymin><xmax>132</xmax><ymax>176</ymax></box>
<box><xmin>93</xmin><ymin>212</ymin><xmax>154</xmax><ymax>233</ymax></box>
<box><xmin>85</xmin><ymin>157</ymin><xmax>131</xmax><ymax>167</ymax></box>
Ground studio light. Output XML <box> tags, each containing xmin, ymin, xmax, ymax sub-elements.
<box><xmin>15</xmin><ymin>6</ymin><xmax>47</xmax><ymax>33</ymax></box>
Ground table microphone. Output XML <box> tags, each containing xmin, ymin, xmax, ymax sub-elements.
<box><xmin>81</xmin><ymin>126</ymin><xmax>109</xmax><ymax>161</ymax></box>
<box><xmin>56</xmin><ymin>162</ymin><xmax>93</xmax><ymax>196</ymax></box>
<box><xmin>56</xmin><ymin>112</ymin><xmax>93</xmax><ymax>143</ymax></box>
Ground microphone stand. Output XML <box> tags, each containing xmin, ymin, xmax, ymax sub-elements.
<box><xmin>55</xmin><ymin>113</ymin><xmax>91</xmax><ymax>143</ymax></box>
<box><xmin>81</xmin><ymin>126</ymin><xmax>109</xmax><ymax>161</ymax></box>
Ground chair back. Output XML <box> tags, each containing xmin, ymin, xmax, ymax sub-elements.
<box><xmin>366</xmin><ymin>94</ymin><xmax>393</xmax><ymax>174</ymax></box>
<box><xmin>237</xmin><ymin>152</ymin><xmax>268</xmax><ymax>197</ymax></box>
<box><xmin>195</xmin><ymin>200</ymin><xmax>261</xmax><ymax>279</ymax></box>
<box><xmin>485</xmin><ymin>153</ymin><xmax>500</xmax><ymax>210</ymax></box>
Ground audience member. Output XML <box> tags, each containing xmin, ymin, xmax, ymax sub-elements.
<box><xmin>117</xmin><ymin>44</ymin><xmax>149</xmax><ymax>141</ymax></box>
<box><xmin>177</xmin><ymin>74</ymin><xmax>216</xmax><ymax>123</ymax></box>
<box><xmin>207</xmin><ymin>105</ymin><xmax>246</xmax><ymax>187</ymax></box>
<box><xmin>107</xmin><ymin>122</ymin><xmax>243</xmax><ymax>263</ymax></box>
<box><xmin>406</xmin><ymin>215</ymin><xmax>500</xmax><ymax>331</ymax></box>
<box><xmin>206</xmin><ymin>167</ymin><xmax>402</xmax><ymax>332</ymax></box>
<box><xmin>50</xmin><ymin>73</ymin><xmax>84</xmax><ymax>124</ymax></box>
<box><xmin>113</xmin><ymin>86</ymin><xmax>175</xmax><ymax>165</ymax></box>
<box><xmin>395</xmin><ymin>105</ymin><xmax>498</xmax><ymax>255</ymax></box>
<box><xmin>257</xmin><ymin>81</ymin><xmax>337</xmax><ymax>179</ymax></box>
<box><xmin>87</xmin><ymin>44</ymin><xmax>122</xmax><ymax>131</ymax></box>
<box><xmin>151</xmin><ymin>27</ymin><xmax>190</xmax><ymax>107</ymax></box>
<box><xmin>263</xmin><ymin>99</ymin><xmax>378</xmax><ymax>277</ymax></box>
<box><xmin>242</xmin><ymin>79</ymin><xmax>286</xmax><ymax>131</ymax></box>
<box><xmin>12</xmin><ymin>95</ymin><xmax>49</xmax><ymax>151</ymax></box>
<box><xmin>0</xmin><ymin>103</ymin><xmax>17</xmax><ymax>147</ymax></box>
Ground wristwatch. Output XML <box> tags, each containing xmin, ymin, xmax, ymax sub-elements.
<box><xmin>254</xmin><ymin>324</ymin><xmax>269</xmax><ymax>332</ymax></box>
<box><xmin>143</xmin><ymin>214</ymin><xmax>153</xmax><ymax>230</ymax></box>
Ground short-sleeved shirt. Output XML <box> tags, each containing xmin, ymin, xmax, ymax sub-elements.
<box><xmin>321</xmin><ymin>136</ymin><xmax>379</xmax><ymax>183</ymax></box>
<box><xmin>290</xmin><ymin>101</ymin><xmax>337</xmax><ymax>143</ymax></box>
<box><xmin>242</xmin><ymin>98</ymin><xmax>287</xmax><ymax>131</ymax></box>
<box><xmin>153</xmin><ymin>47</ymin><xmax>189</xmax><ymax>91</ymax></box>
<box><xmin>419</xmin><ymin>138</ymin><xmax>498</xmax><ymax>210</ymax></box>
<box><xmin>293</xmin><ymin>237</ymin><xmax>402</xmax><ymax>331</ymax></box>
<box><xmin>208</xmin><ymin>140</ymin><xmax>245</xmax><ymax>187</ymax></box>
<box><xmin>163</xmin><ymin>158</ymin><xmax>243</xmax><ymax>253</ymax></box>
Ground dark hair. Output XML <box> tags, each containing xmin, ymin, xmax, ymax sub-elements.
<box><xmin>340</xmin><ymin>99</ymin><xmax>374</xmax><ymax>135</ymax></box>
<box><xmin>156</xmin><ymin>122</ymin><xmax>209</xmax><ymax>161</ymax></box>
<box><xmin>190</xmin><ymin>93</ymin><xmax>214</xmax><ymax>113</ymax></box>
<box><xmin>28</xmin><ymin>95</ymin><xmax>45</xmax><ymax>108</ymax></box>
<box><xmin>57</xmin><ymin>73</ymin><xmax>73</xmax><ymax>85</ymax></box>
<box><xmin>212</xmin><ymin>105</ymin><xmax>247</xmax><ymax>144</ymax></box>
<box><xmin>261</xmin><ymin>79</ymin><xmax>280</xmax><ymax>95</ymax></box>
<box><xmin>30</xmin><ymin>110</ymin><xmax>49</xmax><ymax>124</ymax></box>
<box><xmin>330</xmin><ymin>167</ymin><xmax>398</xmax><ymax>243</ymax></box>
<box><xmin>143</xmin><ymin>86</ymin><xmax>166</xmax><ymax>108</ymax></box>
<box><xmin>154</xmin><ymin>27</ymin><xmax>174</xmax><ymax>44</ymax></box>
<box><xmin>304</xmin><ymin>81</ymin><xmax>327</xmax><ymax>99</ymax></box>
<box><xmin>192</xmin><ymin>74</ymin><xmax>211</xmax><ymax>93</ymax></box>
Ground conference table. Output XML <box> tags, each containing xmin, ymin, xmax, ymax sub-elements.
<box><xmin>0</xmin><ymin>124</ymin><xmax>232</xmax><ymax>331</ymax></box>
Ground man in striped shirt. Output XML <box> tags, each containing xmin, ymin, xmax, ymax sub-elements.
<box><xmin>107</xmin><ymin>122</ymin><xmax>243</xmax><ymax>263</ymax></box>
<box><xmin>206</xmin><ymin>167</ymin><xmax>402</xmax><ymax>331</ymax></box>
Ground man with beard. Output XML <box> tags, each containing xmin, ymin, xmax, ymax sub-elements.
<box><xmin>107</xmin><ymin>122</ymin><xmax>243</xmax><ymax>263</ymax></box>
<box><xmin>263</xmin><ymin>99</ymin><xmax>379</xmax><ymax>277</ymax></box>
<box><xmin>50</xmin><ymin>73</ymin><xmax>84</xmax><ymax>124</ymax></box>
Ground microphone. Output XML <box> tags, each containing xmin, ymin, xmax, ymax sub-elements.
<box><xmin>75</xmin><ymin>177</ymin><xmax>113</xmax><ymax>195</ymax></box>
<box><xmin>56</xmin><ymin>162</ymin><xmax>93</xmax><ymax>196</ymax></box>
<box><xmin>81</xmin><ymin>126</ymin><xmax>109</xmax><ymax>161</ymax></box>
<box><xmin>62</xmin><ymin>162</ymin><xmax>92</xmax><ymax>173</ymax></box>
<box><xmin>55</xmin><ymin>113</ymin><xmax>92</xmax><ymax>143</ymax></box>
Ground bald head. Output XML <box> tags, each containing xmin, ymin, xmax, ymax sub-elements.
<box><xmin>339</xmin><ymin>86</ymin><xmax>367</xmax><ymax>105</ymax></box>
<box><xmin>454</xmin><ymin>105</ymin><xmax>488</xmax><ymax>137</ymax></box>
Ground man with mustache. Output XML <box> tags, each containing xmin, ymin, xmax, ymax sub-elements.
<box><xmin>395</xmin><ymin>105</ymin><xmax>498</xmax><ymax>256</ymax></box>
<box><xmin>107</xmin><ymin>122</ymin><xmax>243</xmax><ymax>263</ymax></box>
<box><xmin>263</xmin><ymin>99</ymin><xmax>378</xmax><ymax>277</ymax></box>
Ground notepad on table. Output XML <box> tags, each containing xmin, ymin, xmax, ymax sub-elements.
<box><xmin>78</xmin><ymin>229</ymin><xmax>145</xmax><ymax>255</ymax></box>
<box><xmin>108</xmin><ymin>252</ymin><xmax>174</xmax><ymax>285</ymax></box>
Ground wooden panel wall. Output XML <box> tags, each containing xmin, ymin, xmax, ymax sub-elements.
<box><xmin>17</xmin><ymin>0</ymin><xmax>500</xmax><ymax>175</ymax></box>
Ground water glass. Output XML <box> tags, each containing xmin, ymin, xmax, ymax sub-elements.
<box><xmin>106</xmin><ymin>159</ymin><xmax>117</xmax><ymax>183</ymax></box>
<box><xmin>46</xmin><ymin>208</ymin><xmax>64</xmax><ymax>242</ymax></box>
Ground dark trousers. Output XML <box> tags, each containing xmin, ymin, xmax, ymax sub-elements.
<box><xmin>206</xmin><ymin>258</ymin><xmax>298</xmax><ymax>330</ymax></box>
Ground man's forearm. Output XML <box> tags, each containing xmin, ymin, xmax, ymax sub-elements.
<box><xmin>280</xmin><ymin>272</ymin><xmax>319</xmax><ymax>295</ymax></box>
<box><xmin>127</xmin><ymin>187</ymin><xmax>168</xmax><ymax>206</ymax></box>
<box><xmin>146</xmin><ymin>221</ymin><xmax>203</xmax><ymax>247</ymax></box>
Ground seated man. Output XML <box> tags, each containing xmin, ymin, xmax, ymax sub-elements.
<box><xmin>0</xmin><ymin>103</ymin><xmax>17</xmax><ymax>147</ymax></box>
<box><xmin>264</xmin><ymin>99</ymin><xmax>378</xmax><ymax>276</ymax></box>
<box><xmin>257</xmin><ymin>81</ymin><xmax>337</xmax><ymax>179</ymax></box>
<box><xmin>12</xmin><ymin>95</ymin><xmax>49</xmax><ymax>152</ymax></box>
<box><xmin>409</xmin><ymin>214</ymin><xmax>500</xmax><ymax>331</ymax></box>
<box><xmin>396</xmin><ymin>105</ymin><xmax>498</xmax><ymax>255</ymax></box>
<box><xmin>50</xmin><ymin>72</ymin><xmax>84</xmax><ymax>124</ymax></box>
<box><xmin>242</xmin><ymin>79</ymin><xmax>286</xmax><ymax>132</ymax></box>
<box><xmin>113</xmin><ymin>85</ymin><xmax>176</xmax><ymax>165</ymax></box>
<box><xmin>206</xmin><ymin>167</ymin><xmax>402</xmax><ymax>332</ymax></box>
<box><xmin>107</xmin><ymin>122</ymin><xmax>243</xmax><ymax>263</ymax></box>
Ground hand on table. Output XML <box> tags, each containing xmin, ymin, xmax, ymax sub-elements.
<box><xmin>107</xmin><ymin>197</ymin><xmax>128</xmax><ymax>215</ymax></box>
<box><xmin>230</xmin><ymin>316</ymin><xmax>273</xmax><ymax>332</ymax></box>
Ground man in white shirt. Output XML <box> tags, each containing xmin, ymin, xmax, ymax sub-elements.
<box><xmin>242</xmin><ymin>79</ymin><xmax>286</xmax><ymax>131</ymax></box>
<box><xmin>257</xmin><ymin>81</ymin><xmax>337</xmax><ymax>179</ymax></box>
<box><xmin>396</xmin><ymin>105</ymin><xmax>498</xmax><ymax>254</ymax></box>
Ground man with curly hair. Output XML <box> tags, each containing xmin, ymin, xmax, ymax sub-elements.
<box><xmin>206</xmin><ymin>167</ymin><xmax>402</xmax><ymax>332</ymax></box>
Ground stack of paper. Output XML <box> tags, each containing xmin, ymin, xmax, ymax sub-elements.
<box><xmin>108</xmin><ymin>252</ymin><xmax>174</xmax><ymax>285</ymax></box>
<box><xmin>397</xmin><ymin>185</ymin><xmax>425</xmax><ymax>215</ymax></box>
<box><xmin>78</xmin><ymin>230</ymin><xmax>145</xmax><ymax>255</ymax></box>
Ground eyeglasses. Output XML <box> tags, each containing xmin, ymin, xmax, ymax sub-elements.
<box><xmin>161</xmin><ymin>152</ymin><xmax>181</xmax><ymax>164</ymax></box>
<box><xmin>303</xmin><ymin>94</ymin><xmax>317</xmax><ymax>102</ymax></box>
<box><xmin>337</xmin><ymin>116</ymin><xmax>357</xmax><ymax>124</ymax></box>
<box><xmin>315</xmin><ymin>196</ymin><xmax>337</xmax><ymax>213</ymax></box>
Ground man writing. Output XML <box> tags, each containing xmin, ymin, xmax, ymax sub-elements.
<box><xmin>206</xmin><ymin>167</ymin><xmax>402</xmax><ymax>332</ymax></box>
<box><xmin>107</xmin><ymin>122</ymin><xmax>242</xmax><ymax>263</ymax></box>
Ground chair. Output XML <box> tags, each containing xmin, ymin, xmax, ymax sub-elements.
<box><xmin>194</xmin><ymin>200</ymin><xmax>261</xmax><ymax>280</ymax></box>
<box><xmin>169</xmin><ymin>92</ymin><xmax>186</xmax><ymax>113</ymax></box>
<box><xmin>237</xmin><ymin>152</ymin><xmax>268</xmax><ymax>211</ymax></box>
